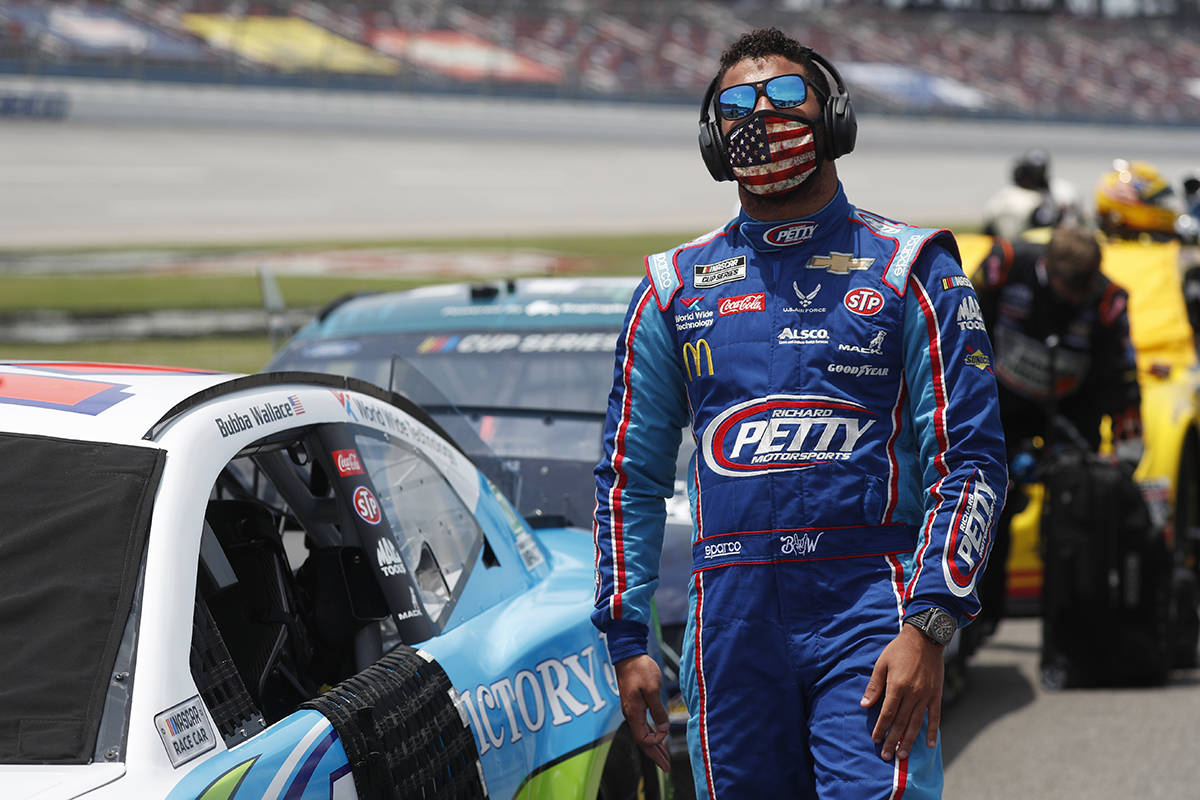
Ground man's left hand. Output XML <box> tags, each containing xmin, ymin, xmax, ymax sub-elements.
<box><xmin>859</xmin><ymin>624</ymin><xmax>945</xmax><ymax>761</ymax></box>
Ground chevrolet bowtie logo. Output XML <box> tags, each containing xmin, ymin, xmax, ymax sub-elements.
<box><xmin>806</xmin><ymin>252</ymin><xmax>875</xmax><ymax>275</ymax></box>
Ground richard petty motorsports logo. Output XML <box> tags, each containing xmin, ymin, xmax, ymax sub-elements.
<box><xmin>700</xmin><ymin>394</ymin><xmax>876</xmax><ymax>478</ymax></box>
<box><xmin>945</xmin><ymin>472</ymin><xmax>998</xmax><ymax>596</ymax></box>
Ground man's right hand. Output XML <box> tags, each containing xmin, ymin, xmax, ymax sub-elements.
<box><xmin>614</xmin><ymin>654</ymin><xmax>671</xmax><ymax>772</ymax></box>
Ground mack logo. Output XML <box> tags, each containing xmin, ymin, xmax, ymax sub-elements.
<box><xmin>838</xmin><ymin>330</ymin><xmax>886</xmax><ymax>355</ymax></box>
<box><xmin>947</xmin><ymin>475</ymin><xmax>998</xmax><ymax>594</ymax></box>
<box><xmin>807</xmin><ymin>252</ymin><xmax>874</xmax><ymax>275</ymax></box>
<box><xmin>703</xmin><ymin>540</ymin><xmax>742</xmax><ymax>559</ymax></box>
<box><xmin>780</xmin><ymin>531</ymin><xmax>824</xmax><ymax>556</ymax></box>
<box><xmin>844</xmin><ymin>287</ymin><xmax>884</xmax><ymax>316</ymax></box>
<box><xmin>701</xmin><ymin>395</ymin><xmax>877</xmax><ymax>477</ymax></box>
<box><xmin>683</xmin><ymin>339</ymin><xmax>714</xmax><ymax>380</ymax></box>
<box><xmin>778</xmin><ymin>327</ymin><xmax>828</xmax><ymax>344</ymax></box>
<box><xmin>693</xmin><ymin>256</ymin><xmax>747</xmax><ymax>288</ymax></box>
<box><xmin>956</xmin><ymin>295</ymin><xmax>986</xmax><ymax>331</ymax></box>
<box><xmin>457</xmin><ymin>643</ymin><xmax>617</xmax><ymax>755</ymax></box>
<box><xmin>765</xmin><ymin>221</ymin><xmax>818</xmax><ymax>246</ymax></box>
<box><xmin>376</xmin><ymin>536</ymin><xmax>407</xmax><ymax>576</ymax></box>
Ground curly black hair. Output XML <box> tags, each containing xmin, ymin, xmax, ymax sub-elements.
<box><xmin>716</xmin><ymin>27</ymin><xmax>831</xmax><ymax>100</ymax></box>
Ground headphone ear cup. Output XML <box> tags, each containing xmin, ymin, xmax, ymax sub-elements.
<box><xmin>698</xmin><ymin>119</ymin><xmax>734</xmax><ymax>182</ymax></box>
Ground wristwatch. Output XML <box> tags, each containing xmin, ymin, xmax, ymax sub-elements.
<box><xmin>904</xmin><ymin>608</ymin><xmax>957</xmax><ymax>646</ymax></box>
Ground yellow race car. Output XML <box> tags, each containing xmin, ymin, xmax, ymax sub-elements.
<box><xmin>956</xmin><ymin>232</ymin><xmax>1200</xmax><ymax>619</ymax></box>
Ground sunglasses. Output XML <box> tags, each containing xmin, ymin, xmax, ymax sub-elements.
<box><xmin>717</xmin><ymin>74</ymin><xmax>813</xmax><ymax>121</ymax></box>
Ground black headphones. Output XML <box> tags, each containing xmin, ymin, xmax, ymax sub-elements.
<box><xmin>698</xmin><ymin>46</ymin><xmax>857</xmax><ymax>182</ymax></box>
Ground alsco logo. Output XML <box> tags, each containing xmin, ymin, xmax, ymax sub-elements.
<box><xmin>683</xmin><ymin>339</ymin><xmax>714</xmax><ymax>380</ymax></box>
<box><xmin>764</xmin><ymin>221</ymin><xmax>818</xmax><ymax>246</ymax></box>
<box><xmin>844</xmin><ymin>287</ymin><xmax>884</xmax><ymax>316</ymax></box>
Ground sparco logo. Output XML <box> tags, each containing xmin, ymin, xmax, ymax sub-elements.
<box><xmin>703</xmin><ymin>540</ymin><xmax>743</xmax><ymax>559</ymax></box>
<box><xmin>718</xmin><ymin>293</ymin><xmax>765</xmax><ymax>316</ymax></box>
<box><xmin>764</xmin><ymin>221</ymin><xmax>817</xmax><ymax>246</ymax></box>
<box><xmin>844</xmin><ymin>287</ymin><xmax>884</xmax><ymax>316</ymax></box>
<box><xmin>956</xmin><ymin>295</ymin><xmax>986</xmax><ymax>331</ymax></box>
<box><xmin>700</xmin><ymin>395</ymin><xmax>877</xmax><ymax>477</ymax></box>
<box><xmin>333</xmin><ymin>448</ymin><xmax>364</xmax><ymax>476</ymax></box>
<box><xmin>376</xmin><ymin>537</ymin><xmax>407</xmax><ymax>576</ymax></box>
<box><xmin>780</xmin><ymin>531</ymin><xmax>824</xmax><ymax>556</ymax></box>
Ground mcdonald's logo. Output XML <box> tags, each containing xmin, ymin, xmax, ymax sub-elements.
<box><xmin>683</xmin><ymin>339</ymin><xmax>714</xmax><ymax>381</ymax></box>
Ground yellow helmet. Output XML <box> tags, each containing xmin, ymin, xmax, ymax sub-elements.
<box><xmin>1094</xmin><ymin>159</ymin><xmax>1180</xmax><ymax>235</ymax></box>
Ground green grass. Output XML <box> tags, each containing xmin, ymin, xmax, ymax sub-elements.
<box><xmin>0</xmin><ymin>336</ymin><xmax>275</xmax><ymax>374</ymax></box>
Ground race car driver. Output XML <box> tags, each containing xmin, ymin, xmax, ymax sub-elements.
<box><xmin>592</xmin><ymin>27</ymin><xmax>1007</xmax><ymax>800</ymax></box>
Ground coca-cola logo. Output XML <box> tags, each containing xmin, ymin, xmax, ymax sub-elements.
<box><xmin>718</xmin><ymin>292</ymin><xmax>765</xmax><ymax>316</ymax></box>
<box><xmin>333</xmin><ymin>448</ymin><xmax>364</xmax><ymax>476</ymax></box>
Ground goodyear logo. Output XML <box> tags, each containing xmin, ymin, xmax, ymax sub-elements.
<box><xmin>806</xmin><ymin>252</ymin><xmax>875</xmax><ymax>275</ymax></box>
<box><xmin>683</xmin><ymin>339</ymin><xmax>714</xmax><ymax>381</ymax></box>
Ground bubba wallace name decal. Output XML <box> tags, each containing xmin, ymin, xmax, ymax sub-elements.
<box><xmin>701</xmin><ymin>395</ymin><xmax>876</xmax><ymax>477</ymax></box>
<box><xmin>215</xmin><ymin>395</ymin><xmax>305</xmax><ymax>437</ymax></box>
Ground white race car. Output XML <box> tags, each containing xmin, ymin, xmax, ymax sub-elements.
<box><xmin>0</xmin><ymin>362</ymin><xmax>665</xmax><ymax>800</ymax></box>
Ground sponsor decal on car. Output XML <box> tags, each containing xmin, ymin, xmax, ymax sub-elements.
<box><xmin>353</xmin><ymin>485</ymin><xmax>383</xmax><ymax>525</ymax></box>
<box><xmin>376</xmin><ymin>536</ymin><xmax>406</xmax><ymax>576</ymax></box>
<box><xmin>456</xmin><ymin>643</ymin><xmax>618</xmax><ymax>754</ymax></box>
<box><xmin>701</xmin><ymin>395</ymin><xmax>877</xmax><ymax>477</ymax></box>
<box><xmin>807</xmin><ymin>252</ymin><xmax>875</xmax><ymax>275</ymax></box>
<box><xmin>683</xmin><ymin>339</ymin><xmax>714</xmax><ymax>381</ymax></box>
<box><xmin>155</xmin><ymin>696</ymin><xmax>217</xmax><ymax>768</ymax></box>
<box><xmin>844</xmin><ymin>287</ymin><xmax>885</xmax><ymax>316</ymax></box>
<box><xmin>764</xmin><ymin>221</ymin><xmax>817</xmax><ymax>246</ymax></box>
<box><xmin>718</xmin><ymin>292</ymin><xmax>765</xmax><ymax>316</ymax></box>
<box><xmin>332</xmin><ymin>448</ymin><xmax>365</xmax><ymax>476</ymax></box>
<box><xmin>693</xmin><ymin>256</ymin><xmax>747</xmax><ymax>288</ymax></box>
<box><xmin>431</xmin><ymin>332</ymin><xmax>617</xmax><ymax>354</ymax></box>
<box><xmin>0</xmin><ymin>373</ymin><xmax>134</xmax><ymax>416</ymax></box>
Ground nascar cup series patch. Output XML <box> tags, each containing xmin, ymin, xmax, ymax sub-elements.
<box><xmin>694</xmin><ymin>256</ymin><xmax>747</xmax><ymax>288</ymax></box>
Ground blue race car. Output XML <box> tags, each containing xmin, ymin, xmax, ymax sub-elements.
<box><xmin>0</xmin><ymin>362</ymin><xmax>665</xmax><ymax>800</ymax></box>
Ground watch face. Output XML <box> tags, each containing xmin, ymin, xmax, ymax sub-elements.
<box><xmin>931</xmin><ymin>612</ymin><xmax>957</xmax><ymax>644</ymax></box>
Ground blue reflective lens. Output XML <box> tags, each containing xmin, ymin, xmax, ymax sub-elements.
<box><xmin>717</xmin><ymin>74</ymin><xmax>808</xmax><ymax>121</ymax></box>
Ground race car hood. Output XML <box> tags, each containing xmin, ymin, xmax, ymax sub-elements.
<box><xmin>0</xmin><ymin>764</ymin><xmax>124</xmax><ymax>799</ymax></box>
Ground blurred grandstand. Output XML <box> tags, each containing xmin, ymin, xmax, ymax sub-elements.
<box><xmin>1</xmin><ymin>0</ymin><xmax>1198</xmax><ymax>124</ymax></box>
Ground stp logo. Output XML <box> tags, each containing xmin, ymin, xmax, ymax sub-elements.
<box><xmin>353</xmin><ymin>486</ymin><xmax>382</xmax><ymax>525</ymax></box>
<box><xmin>844</xmin><ymin>287</ymin><xmax>884</xmax><ymax>316</ymax></box>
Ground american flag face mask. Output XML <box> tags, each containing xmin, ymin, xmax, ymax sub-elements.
<box><xmin>725</xmin><ymin>111</ymin><xmax>819</xmax><ymax>196</ymax></box>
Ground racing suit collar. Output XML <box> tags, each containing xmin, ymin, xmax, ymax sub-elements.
<box><xmin>734</xmin><ymin>182</ymin><xmax>852</xmax><ymax>252</ymax></box>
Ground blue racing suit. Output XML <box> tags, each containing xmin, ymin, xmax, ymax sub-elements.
<box><xmin>593</xmin><ymin>184</ymin><xmax>1007</xmax><ymax>799</ymax></box>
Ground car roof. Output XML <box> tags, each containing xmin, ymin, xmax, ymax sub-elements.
<box><xmin>297</xmin><ymin>275</ymin><xmax>641</xmax><ymax>339</ymax></box>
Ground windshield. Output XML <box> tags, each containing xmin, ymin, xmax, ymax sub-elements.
<box><xmin>0</xmin><ymin>433</ymin><xmax>164</xmax><ymax>764</ymax></box>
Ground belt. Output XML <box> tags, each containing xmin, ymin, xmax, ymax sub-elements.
<box><xmin>692</xmin><ymin>524</ymin><xmax>917</xmax><ymax>572</ymax></box>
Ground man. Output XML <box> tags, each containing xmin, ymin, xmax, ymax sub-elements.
<box><xmin>981</xmin><ymin>148</ymin><xmax>1080</xmax><ymax>241</ymax></box>
<box><xmin>969</xmin><ymin>225</ymin><xmax>1142</xmax><ymax>652</ymax></box>
<box><xmin>592</xmin><ymin>27</ymin><xmax>1007</xmax><ymax>799</ymax></box>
